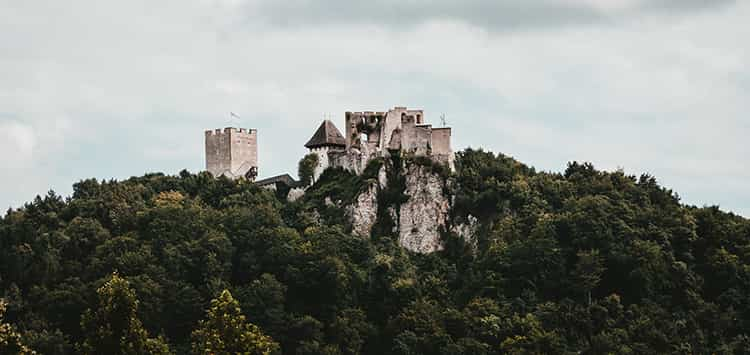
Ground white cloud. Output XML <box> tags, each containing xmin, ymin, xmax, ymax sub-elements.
<box><xmin>0</xmin><ymin>0</ymin><xmax>747</xmax><ymax>217</ymax></box>
<box><xmin>0</xmin><ymin>121</ymin><xmax>35</xmax><ymax>165</ymax></box>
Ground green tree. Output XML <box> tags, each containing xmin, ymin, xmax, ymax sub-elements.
<box><xmin>79</xmin><ymin>273</ymin><xmax>171</xmax><ymax>355</ymax></box>
<box><xmin>329</xmin><ymin>308</ymin><xmax>374</xmax><ymax>355</ymax></box>
<box><xmin>298</xmin><ymin>153</ymin><xmax>320</xmax><ymax>186</ymax></box>
<box><xmin>499</xmin><ymin>313</ymin><xmax>563</xmax><ymax>354</ymax></box>
<box><xmin>573</xmin><ymin>250</ymin><xmax>605</xmax><ymax>305</ymax></box>
<box><xmin>0</xmin><ymin>299</ymin><xmax>35</xmax><ymax>354</ymax></box>
<box><xmin>191</xmin><ymin>289</ymin><xmax>279</xmax><ymax>355</ymax></box>
<box><xmin>235</xmin><ymin>274</ymin><xmax>287</xmax><ymax>342</ymax></box>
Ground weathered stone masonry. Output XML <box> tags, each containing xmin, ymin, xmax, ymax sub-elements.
<box><xmin>205</xmin><ymin>127</ymin><xmax>258</xmax><ymax>180</ymax></box>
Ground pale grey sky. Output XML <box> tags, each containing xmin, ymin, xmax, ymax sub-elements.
<box><xmin>1</xmin><ymin>0</ymin><xmax>748</xmax><ymax>216</ymax></box>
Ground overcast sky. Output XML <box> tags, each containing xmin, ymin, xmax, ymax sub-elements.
<box><xmin>1</xmin><ymin>0</ymin><xmax>748</xmax><ymax>216</ymax></box>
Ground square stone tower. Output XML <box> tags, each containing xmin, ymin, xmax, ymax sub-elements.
<box><xmin>204</xmin><ymin>127</ymin><xmax>258</xmax><ymax>180</ymax></box>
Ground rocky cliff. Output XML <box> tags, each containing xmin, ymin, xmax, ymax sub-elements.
<box><xmin>346</xmin><ymin>182</ymin><xmax>378</xmax><ymax>238</ymax></box>
<box><xmin>397</xmin><ymin>164</ymin><xmax>450</xmax><ymax>253</ymax></box>
<box><xmin>330</xmin><ymin>158</ymin><xmax>451</xmax><ymax>253</ymax></box>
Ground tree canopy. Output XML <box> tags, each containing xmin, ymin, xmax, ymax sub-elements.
<box><xmin>1</xmin><ymin>148</ymin><xmax>749</xmax><ymax>354</ymax></box>
<box><xmin>191</xmin><ymin>289</ymin><xmax>279</xmax><ymax>355</ymax></box>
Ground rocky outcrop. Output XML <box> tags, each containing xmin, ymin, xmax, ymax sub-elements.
<box><xmin>346</xmin><ymin>183</ymin><xmax>378</xmax><ymax>238</ymax></box>
<box><xmin>286</xmin><ymin>187</ymin><xmax>306</xmax><ymax>202</ymax></box>
<box><xmin>398</xmin><ymin>164</ymin><xmax>449</xmax><ymax>253</ymax></box>
<box><xmin>451</xmin><ymin>214</ymin><xmax>479</xmax><ymax>251</ymax></box>
<box><xmin>342</xmin><ymin>160</ymin><xmax>451</xmax><ymax>253</ymax></box>
<box><xmin>377</xmin><ymin>165</ymin><xmax>388</xmax><ymax>189</ymax></box>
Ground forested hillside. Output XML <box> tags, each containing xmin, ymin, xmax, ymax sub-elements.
<box><xmin>2</xmin><ymin>149</ymin><xmax>749</xmax><ymax>354</ymax></box>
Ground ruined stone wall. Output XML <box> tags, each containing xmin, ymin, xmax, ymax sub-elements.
<box><xmin>410</xmin><ymin>110</ymin><xmax>424</xmax><ymax>124</ymax></box>
<box><xmin>345</xmin><ymin>111</ymin><xmax>385</xmax><ymax>150</ymax></box>
<box><xmin>334</xmin><ymin>106</ymin><xmax>454</xmax><ymax>175</ymax></box>
<box><xmin>328</xmin><ymin>149</ymin><xmax>370</xmax><ymax>175</ymax></box>
<box><xmin>344</xmin><ymin>107</ymin><xmax>428</xmax><ymax>155</ymax></box>
<box><xmin>388</xmin><ymin>128</ymin><xmax>402</xmax><ymax>150</ymax></box>
<box><xmin>381</xmin><ymin>107</ymin><xmax>423</xmax><ymax>152</ymax></box>
<box><xmin>344</xmin><ymin>112</ymin><xmax>359</xmax><ymax>150</ymax></box>
<box><xmin>413</xmin><ymin>125</ymin><xmax>433</xmax><ymax>156</ymax></box>
<box><xmin>431</xmin><ymin>128</ymin><xmax>452</xmax><ymax>156</ymax></box>
<box><xmin>431</xmin><ymin>127</ymin><xmax>454</xmax><ymax>171</ymax></box>
<box><xmin>382</xmin><ymin>107</ymin><xmax>405</xmax><ymax>151</ymax></box>
<box><xmin>400</xmin><ymin>115</ymin><xmax>416</xmax><ymax>153</ymax></box>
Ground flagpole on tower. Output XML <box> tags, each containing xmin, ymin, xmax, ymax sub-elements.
<box><xmin>229</xmin><ymin>112</ymin><xmax>240</xmax><ymax>128</ymax></box>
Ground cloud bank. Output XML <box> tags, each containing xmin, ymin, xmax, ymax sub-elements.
<box><xmin>247</xmin><ymin>0</ymin><xmax>735</xmax><ymax>30</ymax></box>
<box><xmin>0</xmin><ymin>0</ymin><xmax>748</xmax><ymax>216</ymax></box>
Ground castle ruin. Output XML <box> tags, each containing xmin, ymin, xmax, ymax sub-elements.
<box><xmin>306</xmin><ymin>106</ymin><xmax>453</xmax><ymax>176</ymax></box>
<box><xmin>204</xmin><ymin>106</ymin><xmax>453</xmax><ymax>185</ymax></box>
<box><xmin>204</xmin><ymin>127</ymin><xmax>258</xmax><ymax>180</ymax></box>
<box><xmin>204</xmin><ymin>106</ymin><xmax>455</xmax><ymax>253</ymax></box>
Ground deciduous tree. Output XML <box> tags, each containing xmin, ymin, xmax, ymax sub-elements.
<box><xmin>191</xmin><ymin>289</ymin><xmax>279</xmax><ymax>355</ymax></box>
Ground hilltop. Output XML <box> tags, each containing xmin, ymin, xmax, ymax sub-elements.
<box><xmin>1</xmin><ymin>148</ymin><xmax>749</xmax><ymax>354</ymax></box>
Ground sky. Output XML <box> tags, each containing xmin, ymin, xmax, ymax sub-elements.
<box><xmin>1</xmin><ymin>0</ymin><xmax>748</xmax><ymax>216</ymax></box>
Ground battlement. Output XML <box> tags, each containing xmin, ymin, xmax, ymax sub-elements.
<box><xmin>346</xmin><ymin>111</ymin><xmax>387</xmax><ymax>119</ymax></box>
<box><xmin>204</xmin><ymin>127</ymin><xmax>257</xmax><ymax>136</ymax></box>
<box><xmin>205</xmin><ymin>126</ymin><xmax>258</xmax><ymax>180</ymax></box>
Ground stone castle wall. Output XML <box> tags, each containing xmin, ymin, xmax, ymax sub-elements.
<box><xmin>431</xmin><ymin>128</ymin><xmax>452</xmax><ymax>156</ymax></box>
<box><xmin>205</xmin><ymin>128</ymin><xmax>232</xmax><ymax>176</ymax></box>
<box><xmin>205</xmin><ymin>127</ymin><xmax>258</xmax><ymax>178</ymax></box>
<box><xmin>309</xmin><ymin>146</ymin><xmax>332</xmax><ymax>182</ymax></box>
<box><xmin>340</xmin><ymin>107</ymin><xmax>452</xmax><ymax>172</ymax></box>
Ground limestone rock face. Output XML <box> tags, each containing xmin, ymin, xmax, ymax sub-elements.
<box><xmin>286</xmin><ymin>187</ymin><xmax>306</xmax><ymax>202</ymax></box>
<box><xmin>451</xmin><ymin>214</ymin><xmax>479</xmax><ymax>251</ymax></box>
<box><xmin>398</xmin><ymin>164</ymin><xmax>449</xmax><ymax>253</ymax></box>
<box><xmin>346</xmin><ymin>183</ymin><xmax>379</xmax><ymax>238</ymax></box>
<box><xmin>377</xmin><ymin>165</ymin><xmax>388</xmax><ymax>189</ymax></box>
<box><xmin>343</xmin><ymin>161</ymin><xmax>451</xmax><ymax>253</ymax></box>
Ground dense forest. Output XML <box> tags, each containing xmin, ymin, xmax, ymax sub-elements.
<box><xmin>2</xmin><ymin>148</ymin><xmax>750</xmax><ymax>354</ymax></box>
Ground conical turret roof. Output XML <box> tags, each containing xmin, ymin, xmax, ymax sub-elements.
<box><xmin>305</xmin><ymin>120</ymin><xmax>346</xmax><ymax>149</ymax></box>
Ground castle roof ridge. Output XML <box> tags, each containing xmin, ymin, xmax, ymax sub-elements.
<box><xmin>305</xmin><ymin>120</ymin><xmax>346</xmax><ymax>149</ymax></box>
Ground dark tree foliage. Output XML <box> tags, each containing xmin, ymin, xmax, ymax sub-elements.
<box><xmin>1</xmin><ymin>150</ymin><xmax>749</xmax><ymax>354</ymax></box>
<box><xmin>298</xmin><ymin>153</ymin><xmax>320</xmax><ymax>187</ymax></box>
